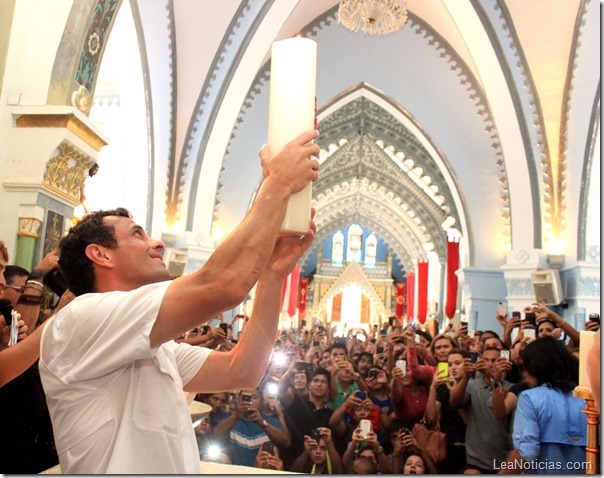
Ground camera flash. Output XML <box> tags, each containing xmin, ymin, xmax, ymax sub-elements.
<box><xmin>267</xmin><ymin>383</ymin><xmax>279</xmax><ymax>396</ymax></box>
<box><xmin>272</xmin><ymin>351</ymin><xmax>287</xmax><ymax>366</ymax></box>
<box><xmin>206</xmin><ymin>444</ymin><xmax>222</xmax><ymax>459</ymax></box>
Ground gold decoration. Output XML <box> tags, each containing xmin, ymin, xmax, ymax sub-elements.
<box><xmin>42</xmin><ymin>141</ymin><xmax>96</xmax><ymax>200</ymax></box>
<box><xmin>17</xmin><ymin>217</ymin><xmax>42</xmax><ymax>238</ymax></box>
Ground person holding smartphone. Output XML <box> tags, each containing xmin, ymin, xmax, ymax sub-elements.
<box><xmin>213</xmin><ymin>387</ymin><xmax>289</xmax><ymax>467</ymax></box>
<box><xmin>449</xmin><ymin>347</ymin><xmax>513</xmax><ymax>473</ymax></box>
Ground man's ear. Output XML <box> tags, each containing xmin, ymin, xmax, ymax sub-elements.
<box><xmin>84</xmin><ymin>244</ymin><xmax>114</xmax><ymax>268</ymax></box>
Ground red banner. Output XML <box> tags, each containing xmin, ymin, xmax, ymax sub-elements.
<box><xmin>445</xmin><ymin>238</ymin><xmax>460</xmax><ymax>319</ymax></box>
<box><xmin>281</xmin><ymin>264</ymin><xmax>301</xmax><ymax>317</ymax></box>
<box><xmin>395</xmin><ymin>282</ymin><xmax>405</xmax><ymax>319</ymax></box>
<box><xmin>417</xmin><ymin>260</ymin><xmax>429</xmax><ymax>324</ymax></box>
<box><xmin>299</xmin><ymin>276</ymin><xmax>308</xmax><ymax>322</ymax></box>
<box><xmin>406</xmin><ymin>272</ymin><xmax>415</xmax><ymax>320</ymax></box>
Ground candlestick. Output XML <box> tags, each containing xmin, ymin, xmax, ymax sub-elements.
<box><xmin>573</xmin><ymin>386</ymin><xmax>600</xmax><ymax>474</ymax></box>
<box><xmin>579</xmin><ymin>330</ymin><xmax>596</xmax><ymax>388</ymax></box>
<box><xmin>268</xmin><ymin>37</ymin><xmax>317</xmax><ymax>235</ymax></box>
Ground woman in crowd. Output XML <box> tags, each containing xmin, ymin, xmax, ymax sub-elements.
<box><xmin>501</xmin><ymin>337</ymin><xmax>587</xmax><ymax>473</ymax></box>
<box><xmin>290</xmin><ymin>427</ymin><xmax>343</xmax><ymax>474</ymax></box>
<box><xmin>424</xmin><ymin>347</ymin><xmax>468</xmax><ymax>473</ymax></box>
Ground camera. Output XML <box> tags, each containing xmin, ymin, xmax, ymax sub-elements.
<box><xmin>355</xmin><ymin>390</ymin><xmax>367</xmax><ymax>401</ymax></box>
<box><xmin>261</xmin><ymin>441</ymin><xmax>275</xmax><ymax>455</ymax></box>
<box><xmin>43</xmin><ymin>268</ymin><xmax>69</xmax><ymax>297</ymax></box>
<box><xmin>368</xmin><ymin>369</ymin><xmax>378</xmax><ymax>379</ymax></box>
<box><xmin>241</xmin><ymin>392</ymin><xmax>252</xmax><ymax>403</ymax></box>
<box><xmin>310</xmin><ymin>428</ymin><xmax>321</xmax><ymax>443</ymax></box>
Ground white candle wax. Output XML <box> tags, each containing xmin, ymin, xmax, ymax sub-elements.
<box><xmin>268</xmin><ymin>37</ymin><xmax>317</xmax><ymax>235</ymax></box>
<box><xmin>579</xmin><ymin>330</ymin><xmax>596</xmax><ymax>388</ymax></box>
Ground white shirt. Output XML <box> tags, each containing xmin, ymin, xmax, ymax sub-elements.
<box><xmin>39</xmin><ymin>281</ymin><xmax>212</xmax><ymax>474</ymax></box>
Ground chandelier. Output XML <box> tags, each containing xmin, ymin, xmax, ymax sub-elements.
<box><xmin>338</xmin><ymin>0</ymin><xmax>408</xmax><ymax>36</ymax></box>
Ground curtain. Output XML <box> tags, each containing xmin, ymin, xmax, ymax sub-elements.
<box><xmin>281</xmin><ymin>264</ymin><xmax>300</xmax><ymax>317</ymax></box>
<box><xmin>395</xmin><ymin>282</ymin><xmax>405</xmax><ymax>319</ymax></box>
<box><xmin>406</xmin><ymin>272</ymin><xmax>415</xmax><ymax>320</ymax></box>
<box><xmin>417</xmin><ymin>260</ymin><xmax>429</xmax><ymax>324</ymax></box>
<box><xmin>445</xmin><ymin>239</ymin><xmax>460</xmax><ymax>319</ymax></box>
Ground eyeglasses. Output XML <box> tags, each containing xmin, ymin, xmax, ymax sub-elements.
<box><xmin>1</xmin><ymin>284</ymin><xmax>25</xmax><ymax>293</ymax></box>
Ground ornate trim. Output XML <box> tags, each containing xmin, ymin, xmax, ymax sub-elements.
<box><xmin>42</xmin><ymin>140</ymin><xmax>96</xmax><ymax>200</ymax></box>
<box><xmin>15</xmin><ymin>112</ymin><xmax>108</xmax><ymax>151</ymax></box>
<box><xmin>74</xmin><ymin>0</ymin><xmax>121</xmax><ymax>93</ymax></box>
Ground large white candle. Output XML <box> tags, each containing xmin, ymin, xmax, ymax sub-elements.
<box><xmin>579</xmin><ymin>330</ymin><xmax>596</xmax><ymax>388</ymax></box>
<box><xmin>268</xmin><ymin>37</ymin><xmax>317</xmax><ymax>235</ymax></box>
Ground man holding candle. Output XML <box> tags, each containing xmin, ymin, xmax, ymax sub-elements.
<box><xmin>38</xmin><ymin>130</ymin><xmax>321</xmax><ymax>474</ymax></box>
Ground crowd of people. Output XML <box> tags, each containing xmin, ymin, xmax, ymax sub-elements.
<box><xmin>0</xmin><ymin>127</ymin><xmax>599</xmax><ymax>474</ymax></box>
<box><xmin>187</xmin><ymin>308</ymin><xmax>599</xmax><ymax>474</ymax></box>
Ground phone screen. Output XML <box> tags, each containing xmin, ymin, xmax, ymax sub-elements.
<box><xmin>437</xmin><ymin>362</ymin><xmax>448</xmax><ymax>379</ymax></box>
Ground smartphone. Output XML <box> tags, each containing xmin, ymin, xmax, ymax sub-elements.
<box><xmin>318</xmin><ymin>325</ymin><xmax>325</xmax><ymax>333</ymax></box>
<box><xmin>497</xmin><ymin>301</ymin><xmax>507</xmax><ymax>316</ymax></box>
<box><xmin>355</xmin><ymin>390</ymin><xmax>367</xmax><ymax>401</ymax></box>
<box><xmin>310</xmin><ymin>428</ymin><xmax>321</xmax><ymax>443</ymax></box>
<box><xmin>524</xmin><ymin>327</ymin><xmax>536</xmax><ymax>340</ymax></box>
<box><xmin>396</xmin><ymin>359</ymin><xmax>407</xmax><ymax>375</ymax></box>
<box><xmin>468</xmin><ymin>329</ymin><xmax>475</xmax><ymax>338</ymax></box>
<box><xmin>524</xmin><ymin>312</ymin><xmax>537</xmax><ymax>327</ymax></box>
<box><xmin>388</xmin><ymin>316</ymin><xmax>395</xmax><ymax>327</ymax></box>
<box><xmin>414</xmin><ymin>335</ymin><xmax>420</xmax><ymax>344</ymax></box>
<box><xmin>201</xmin><ymin>325</ymin><xmax>210</xmax><ymax>335</ymax></box>
<box><xmin>241</xmin><ymin>392</ymin><xmax>252</xmax><ymax>403</ymax></box>
<box><xmin>376</xmin><ymin>345</ymin><xmax>385</xmax><ymax>354</ymax></box>
<box><xmin>437</xmin><ymin>362</ymin><xmax>449</xmax><ymax>379</ymax></box>
<box><xmin>588</xmin><ymin>313</ymin><xmax>600</xmax><ymax>323</ymax></box>
<box><xmin>368</xmin><ymin>369</ymin><xmax>378</xmax><ymax>379</ymax></box>
<box><xmin>301</xmin><ymin>319</ymin><xmax>307</xmax><ymax>328</ymax></box>
<box><xmin>500</xmin><ymin>350</ymin><xmax>510</xmax><ymax>361</ymax></box>
<box><xmin>359</xmin><ymin>419</ymin><xmax>372</xmax><ymax>438</ymax></box>
<box><xmin>511</xmin><ymin>311</ymin><xmax>521</xmax><ymax>319</ymax></box>
<box><xmin>312</xmin><ymin>340</ymin><xmax>320</xmax><ymax>347</ymax></box>
<box><xmin>219</xmin><ymin>323</ymin><xmax>228</xmax><ymax>334</ymax></box>
<box><xmin>379</xmin><ymin>329</ymin><xmax>387</xmax><ymax>336</ymax></box>
<box><xmin>468</xmin><ymin>351</ymin><xmax>479</xmax><ymax>363</ymax></box>
<box><xmin>261</xmin><ymin>441</ymin><xmax>275</xmax><ymax>455</ymax></box>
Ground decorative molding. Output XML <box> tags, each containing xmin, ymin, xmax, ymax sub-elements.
<box><xmin>74</xmin><ymin>0</ymin><xmax>121</xmax><ymax>93</ymax></box>
<box><xmin>14</xmin><ymin>108</ymin><xmax>108</xmax><ymax>151</ymax></box>
<box><xmin>17</xmin><ymin>218</ymin><xmax>42</xmax><ymax>238</ymax></box>
<box><xmin>42</xmin><ymin>140</ymin><xmax>96</xmax><ymax>200</ymax></box>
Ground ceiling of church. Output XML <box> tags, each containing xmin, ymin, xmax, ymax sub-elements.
<box><xmin>81</xmin><ymin>0</ymin><xmax>597</xmax><ymax>279</ymax></box>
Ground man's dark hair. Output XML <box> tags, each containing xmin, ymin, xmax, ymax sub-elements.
<box><xmin>59</xmin><ymin>208</ymin><xmax>131</xmax><ymax>296</ymax></box>
<box><xmin>415</xmin><ymin>329</ymin><xmax>433</xmax><ymax>344</ymax></box>
<box><xmin>310</xmin><ymin>367</ymin><xmax>331</xmax><ymax>385</ymax></box>
<box><xmin>355</xmin><ymin>352</ymin><xmax>373</xmax><ymax>367</ymax></box>
<box><xmin>480</xmin><ymin>330</ymin><xmax>500</xmax><ymax>341</ymax></box>
<box><xmin>329</xmin><ymin>343</ymin><xmax>347</xmax><ymax>354</ymax></box>
<box><xmin>4</xmin><ymin>265</ymin><xmax>29</xmax><ymax>284</ymax></box>
<box><xmin>521</xmin><ymin>337</ymin><xmax>578</xmax><ymax>391</ymax></box>
<box><xmin>0</xmin><ymin>241</ymin><xmax>8</xmax><ymax>263</ymax></box>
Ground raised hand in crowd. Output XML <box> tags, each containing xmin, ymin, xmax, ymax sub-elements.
<box><xmin>254</xmin><ymin>446</ymin><xmax>283</xmax><ymax>471</ymax></box>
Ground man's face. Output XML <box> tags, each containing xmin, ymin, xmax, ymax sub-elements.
<box><xmin>3</xmin><ymin>274</ymin><xmax>27</xmax><ymax>306</ymax></box>
<box><xmin>330</xmin><ymin>347</ymin><xmax>346</xmax><ymax>361</ymax></box>
<box><xmin>481</xmin><ymin>349</ymin><xmax>500</xmax><ymax>378</ymax></box>
<box><xmin>102</xmin><ymin>216</ymin><xmax>169</xmax><ymax>288</ymax></box>
<box><xmin>309</xmin><ymin>374</ymin><xmax>329</xmax><ymax>399</ymax></box>
<box><xmin>357</xmin><ymin>355</ymin><xmax>372</xmax><ymax>375</ymax></box>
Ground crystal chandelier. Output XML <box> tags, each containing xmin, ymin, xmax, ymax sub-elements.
<box><xmin>338</xmin><ymin>0</ymin><xmax>408</xmax><ymax>36</ymax></box>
